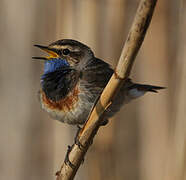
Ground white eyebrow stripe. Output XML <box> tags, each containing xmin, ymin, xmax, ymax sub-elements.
<box><xmin>51</xmin><ymin>45</ymin><xmax>80</xmax><ymax>52</ymax></box>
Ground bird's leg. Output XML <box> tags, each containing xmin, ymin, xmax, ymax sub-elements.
<box><xmin>74</xmin><ymin>125</ymin><xmax>85</xmax><ymax>150</ymax></box>
<box><xmin>74</xmin><ymin>125</ymin><xmax>87</xmax><ymax>164</ymax></box>
<box><xmin>98</xmin><ymin>112</ymin><xmax>109</xmax><ymax>126</ymax></box>
<box><xmin>74</xmin><ymin>117</ymin><xmax>108</xmax><ymax>151</ymax></box>
<box><xmin>76</xmin><ymin>125</ymin><xmax>82</xmax><ymax>137</ymax></box>
<box><xmin>64</xmin><ymin>145</ymin><xmax>76</xmax><ymax>169</ymax></box>
<box><xmin>99</xmin><ymin>118</ymin><xmax>109</xmax><ymax>126</ymax></box>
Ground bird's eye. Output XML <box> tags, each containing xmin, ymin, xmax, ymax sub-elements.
<box><xmin>62</xmin><ymin>48</ymin><xmax>70</xmax><ymax>55</ymax></box>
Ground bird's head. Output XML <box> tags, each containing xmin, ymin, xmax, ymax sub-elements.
<box><xmin>33</xmin><ymin>39</ymin><xmax>94</xmax><ymax>74</ymax></box>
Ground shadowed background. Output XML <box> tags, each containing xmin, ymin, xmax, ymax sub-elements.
<box><xmin>0</xmin><ymin>0</ymin><xmax>185</xmax><ymax>180</ymax></box>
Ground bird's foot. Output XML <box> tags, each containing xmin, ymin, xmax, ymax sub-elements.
<box><xmin>74</xmin><ymin>125</ymin><xmax>85</xmax><ymax>150</ymax></box>
<box><xmin>64</xmin><ymin>145</ymin><xmax>76</xmax><ymax>169</ymax></box>
<box><xmin>99</xmin><ymin>119</ymin><xmax>109</xmax><ymax>126</ymax></box>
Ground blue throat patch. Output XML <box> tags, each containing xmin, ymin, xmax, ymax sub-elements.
<box><xmin>40</xmin><ymin>58</ymin><xmax>75</xmax><ymax>101</ymax></box>
<box><xmin>43</xmin><ymin>58</ymin><xmax>70</xmax><ymax>74</ymax></box>
<box><xmin>41</xmin><ymin>58</ymin><xmax>70</xmax><ymax>84</ymax></box>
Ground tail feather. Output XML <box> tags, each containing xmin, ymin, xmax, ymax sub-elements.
<box><xmin>129</xmin><ymin>83</ymin><xmax>166</xmax><ymax>93</ymax></box>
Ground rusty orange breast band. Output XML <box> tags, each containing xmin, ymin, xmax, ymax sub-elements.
<box><xmin>41</xmin><ymin>86</ymin><xmax>79</xmax><ymax>112</ymax></box>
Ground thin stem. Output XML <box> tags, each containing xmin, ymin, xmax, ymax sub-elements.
<box><xmin>56</xmin><ymin>0</ymin><xmax>158</xmax><ymax>179</ymax></box>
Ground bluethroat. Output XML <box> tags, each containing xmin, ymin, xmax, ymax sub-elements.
<box><xmin>33</xmin><ymin>39</ymin><xmax>165</xmax><ymax>125</ymax></box>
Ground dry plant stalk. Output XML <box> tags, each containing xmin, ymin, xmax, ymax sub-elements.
<box><xmin>56</xmin><ymin>0</ymin><xmax>157</xmax><ymax>179</ymax></box>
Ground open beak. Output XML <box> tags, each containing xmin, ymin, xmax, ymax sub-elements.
<box><xmin>32</xmin><ymin>44</ymin><xmax>59</xmax><ymax>60</ymax></box>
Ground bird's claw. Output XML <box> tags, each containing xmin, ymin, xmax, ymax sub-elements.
<box><xmin>64</xmin><ymin>145</ymin><xmax>76</xmax><ymax>169</ymax></box>
<box><xmin>99</xmin><ymin>119</ymin><xmax>109</xmax><ymax>126</ymax></box>
<box><xmin>74</xmin><ymin>125</ymin><xmax>86</xmax><ymax>150</ymax></box>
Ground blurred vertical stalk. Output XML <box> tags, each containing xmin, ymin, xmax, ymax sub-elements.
<box><xmin>165</xmin><ymin>0</ymin><xmax>186</xmax><ymax>179</ymax></box>
<box><xmin>72</xmin><ymin>1</ymin><xmax>100</xmax><ymax>180</ymax></box>
<box><xmin>0</xmin><ymin>1</ymin><xmax>56</xmax><ymax>180</ymax></box>
<box><xmin>54</xmin><ymin>0</ymin><xmax>78</xmax><ymax>178</ymax></box>
<box><xmin>137</xmin><ymin>1</ymin><xmax>170</xmax><ymax>180</ymax></box>
<box><xmin>22</xmin><ymin>1</ymin><xmax>57</xmax><ymax>180</ymax></box>
<box><xmin>91</xmin><ymin>1</ymin><xmax>141</xmax><ymax>180</ymax></box>
<box><xmin>55</xmin><ymin>1</ymin><xmax>100</xmax><ymax>180</ymax></box>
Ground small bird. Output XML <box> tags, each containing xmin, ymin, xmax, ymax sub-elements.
<box><xmin>33</xmin><ymin>39</ymin><xmax>164</xmax><ymax>125</ymax></box>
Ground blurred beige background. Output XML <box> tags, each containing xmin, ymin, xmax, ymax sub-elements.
<box><xmin>0</xmin><ymin>0</ymin><xmax>185</xmax><ymax>180</ymax></box>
